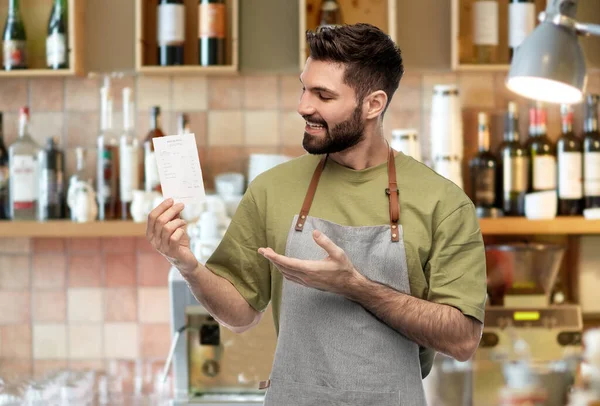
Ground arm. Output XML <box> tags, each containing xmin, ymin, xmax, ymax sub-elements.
<box><xmin>345</xmin><ymin>274</ymin><xmax>482</xmax><ymax>361</ymax></box>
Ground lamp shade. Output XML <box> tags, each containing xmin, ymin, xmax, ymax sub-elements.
<box><xmin>506</xmin><ymin>21</ymin><xmax>587</xmax><ymax>104</ymax></box>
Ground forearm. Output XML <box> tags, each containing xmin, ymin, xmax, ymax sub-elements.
<box><xmin>345</xmin><ymin>274</ymin><xmax>482</xmax><ymax>361</ymax></box>
<box><xmin>179</xmin><ymin>263</ymin><xmax>261</xmax><ymax>333</ymax></box>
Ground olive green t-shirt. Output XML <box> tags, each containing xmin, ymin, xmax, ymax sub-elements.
<box><xmin>206</xmin><ymin>151</ymin><xmax>487</xmax><ymax>377</ymax></box>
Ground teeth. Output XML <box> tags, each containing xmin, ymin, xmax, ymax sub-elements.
<box><xmin>306</xmin><ymin>121</ymin><xmax>324</xmax><ymax>129</ymax></box>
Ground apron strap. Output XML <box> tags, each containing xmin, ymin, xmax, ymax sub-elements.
<box><xmin>295</xmin><ymin>147</ymin><xmax>400</xmax><ymax>243</ymax></box>
<box><xmin>295</xmin><ymin>155</ymin><xmax>328</xmax><ymax>231</ymax></box>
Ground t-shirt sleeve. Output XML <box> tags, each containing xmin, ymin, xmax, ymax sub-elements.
<box><xmin>425</xmin><ymin>202</ymin><xmax>487</xmax><ymax>323</ymax></box>
<box><xmin>204</xmin><ymin>188</ymin><xmax>271</xmax><ymax>313</ymax></box>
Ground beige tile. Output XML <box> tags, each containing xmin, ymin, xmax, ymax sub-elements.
<box><xmin>68</xmin><ymin>359</ymin><xmax>105</xmax><ymax>372</ymax></box>
<box><xmin>65</xmin><ymin>77</ymin><xmax>99</xmax><ymax>112</ymax></box>
<box><xmin>0</xmin><ymin>238</ymin><xmax>31</xmax><ymax>254</ymax></box>
<box><xmin>168</xmin><ymin>111</ymin><xmax>207</xmax><ymax>146</ymax></box>
<box><xmin>0</xmin><ymin>359</ymin><xmax>32</xmax><ymax>380</ymax></box>
<box><xmin>279</xmin><ymin>74</ymin><xmax>302</xmax><ymax>110</ymax></box>
<box><xmin>140</xmin><ymin>323</ymin><xmax>170</xmax><ymax>358</ymax></box>
<box><xmin>383</xmin><ymin>109</ymin><xmax>422</xmax><ymax>142</ymax></box>
<box><xmin>173</xmin><ymin>76</ymin><xmax>208</xmax><ymax>111</ymax></box>
<box><xmin>29</xmin><ymin>112</ymin><xmax>64</xmax><ymax>146</ymax></box>
<box><xmin>0</xmin><ymin>291</ymin><xmax>30</xmax><ymax>323</ymax></box>
<box><xmin>65</xmin><ymin>112</ymin><xmax>99</xmax><ymax>148</ymax></box>
<box><xmin>281</xmin><ymin>111</ymin><xmax>305</xmax><ymax>146</ymax></box>
<box><xmin>30</xmin><ymin>78</ymin><xmax>64</xmax><ymax>112</ymax></box>
<box><xmin>458</xmin><ymin>73</ymin><xmax>495</xmax><ymax>109</ymax></box>
<box><xmin>0</xmin><ymin>79</ymin><xmax>28</xmax><ymax>112</ymax></box>
<box><xmin>138</xmin><ymin>288</ymin><xmax>170</xmax><ymax>323</ymax></box>
<box><xmin>32</xmin><ymin>254</ymin><xmax>66</xmax><ymax>289</ymax></box>
<box><xmin>1</xmin><ymin>324</ymin><xmax>31</xmax><ymax>358</ymax></box>
<box><xmin>103</xmin><ymin>323</ymin><xmax>139</xmax><ymax>359</ymax></box>
<box><xmin>244</xmin><ymin>76</ymin><xmax>279</xmax><ymax>109</ymax></box>
<box><xmin>104</xmin><ymin>288</ymin><xmax>138</xmax><ymax>322</ymax></box>
<box><xmin>33</xmin><ymin>290</ymin><xmax>66</xmax><ymax>322</ymax></box>
<box><xmin>137</xmin><ymin>251</ymin><xmax>170</xmax><ymax>287</ymax></box>
<box><xmin>105</xmin><ymin>253</ymin><xmax>137</xmax><ymax>287</ymax></box>
<box><xmin>207</xmin><ymin>111</ymin><xmax>244</xmax><ymax>146</ymax></box>
<box><xmin>245</xmin><ymin>111</ymin><xmax>279</xmax><ymax>146</ymax></box>
<box><xmin>102</xmin><ymin>237</ymin><xmax>136</xmax><ymax>253</ymax></box>
<box><xmin>0</xmin><ymin>255</ymin><xmax>30</xmax><ymax>289</ymax></box>
<box><xmin>33</xmin><ymin>324</ymin><xmax>67</xmax><ymax>359</ymax></box>
<box><xmin>68</xmin><ymin>254</ymin><xmax>102</xmax><ymax>287</ymax></box>
<box><xmin>67</xmin><ymin>238</ymin><xmax>101</xmax><ymax>252</ymax></box>
<box><xmin>68</xmin><ymin>324</ymin><xmax>103</xmax><ymax>359</ymax></box>
<box><xmin>2</xmin><ymin>112</ymin><xmax>19</xmax><ymax>146</ymax></box>
<box><xmin>281</xmin><ymin>145</ymin><xmax>307</xmax><ymax>158</ymax></box>
<box><xmin>67</xmin><ymin>288</ymin><xmax>103</xmax><ymax>322</ymax></box>
<box><xmin>136</xmin><ymin>76</ymin><xmax>171</xmax><ymax>112</ymax></box>
<box><xmin>421</xmin><ymin>73</ymin><xmax>458</xmax><ymax>110</ymax></box>
<box><xmin>33</xmin><ymin>238</ymin><xmax>66</xmax><ymax>253</ymax></box>
<box><xmin>388</xmin><ymin>73</ymin><xmax>422</xmax><ymax>112</ymax></box>
<box><xmin>33</xmin><ymin>360</ymin><xmax>67</xmax><ymax>377</ymax></box>
<box><xmin>208</xmin><ymin>77</ymin><xmax>244</xmax><ymax>110</ymax></box>
<box><xmin>136</xmin><ymin>237</ymin><xmax>155</xmax><ymax>253</ymax></box>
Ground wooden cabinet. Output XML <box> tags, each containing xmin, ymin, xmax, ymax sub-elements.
<box><xmin>134</xmin><ymin>0</ymin><xmax>238</xmax><ymax>75</ymax></box>
<box><xmin>0</xmin><ymin>0</ymin><xmax>85</xmax><ymax>77</ymax></box>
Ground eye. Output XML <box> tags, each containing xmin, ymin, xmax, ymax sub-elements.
<box><xmin>319</xmin><ymin>94</ymin><xmax>332</xmax><ymax>101</ymax></box>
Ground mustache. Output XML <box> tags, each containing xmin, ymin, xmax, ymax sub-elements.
<box><xmin>302</xmin><ymin>115</ymin><xmax>327</xmax><ymax>127</ymax></box>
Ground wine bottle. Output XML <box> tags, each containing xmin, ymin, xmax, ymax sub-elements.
<box><xmin>38</xmin><ymin>137</ymin><xmax>65</xmax><ymax>220</ymax></box>
<box><xmin>46</xmin><ymin>0</ymin><xmax>68</xmax><ymax>69</ymax></box>
<box><xmin>3</xmin><ymin>0</ymin><xmax>27</xmax><ymax>70</ymax></box>
<box><xmin>584</xmin><ymin>94</ymin><xmax>600</xmax><ymax>209</ymax></box>
<box><xmin>144</xmin><ymin>106</ymin><xmax>166</xmax><ymax>193</ymax></box>
<box><xmin>499</xmin><ymin>102</ymin><xmax>529</xmax><ymax>216</ymax></box>
<box><xmin>0</xmin><ymin>113</ymin><xmax>8</xmax><ymax>220</ymax></box>
<box><xmin>96</xmin><ymin>84</ymin><xmax>119</xmax><ymax>221</ymax></box>
<box><xmin>318</xmin><ymin>0</ymin><xmax>343</xmax><ymax>29</ymax></box>
<box><xmin>469</xmin><ymin>112</ymin><xmax>498</xmax><ymax>214</ymax></box>
<box><xmin>508</xmin><ymin>0</ymin><xmax>535</xmax><ymax>60</ymax></box>
<box><xmin>198</xmin><ymin>0</ymin><xmax>226</xmax><ymax>66</ymax></box>
<box><xmin>119</xmin><ymin>87</ymin><xmax>139</xmax><ymax>220</ymax></box>
<box><xmin>157</xmin><ymin>0</ymin><xmax>185</xmax><ymax>66</ymax></box>
<box><xmin>472</xmin><ymin>0</ymin><xmax>498</xmax><ymax>64</ymax></box>
<box><xmin>527</xmin><ymin>103</ymin><xmax>556</xmax><ymax>193</ymax></box>
<box><xmin>557</xmin><ymin>104</ymin><xmax>583</xmax><ymax>215</ymax></box>
<box><xmin>177</xmin><ymin>112</ymin><xmax>191</xmax><ymax>135</ymax></box>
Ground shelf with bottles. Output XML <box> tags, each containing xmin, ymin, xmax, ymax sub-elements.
<box><xmin>450</xmin><ymin>0</ymin><xmax>546</xmax><ymax>72</ymax></box>
<box><xmin>135</xmin><ymin>0</ymin><xmax>239</xmax><ymax>75</ymax></box>
<box><xmin>298</xmin><ymin>0</ymin><xmax>397</xmax><ymax>71</ymax></box>
<box><xmin>0</xmin><ymin>0</ymin><xmax>84</xmax><ymax>77</ymax></box>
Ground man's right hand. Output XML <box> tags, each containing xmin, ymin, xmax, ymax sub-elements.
<box><xmin>146</xmin><ymin>198</ymin><xmax>198</xmax><ymax>274</ymax></box>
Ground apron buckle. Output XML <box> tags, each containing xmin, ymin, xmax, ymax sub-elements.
<box><xmin>385</xmin><ymin>187</ymin><xmax>399</xmax><ymax>196</ymax></box>
<box><xmin>258</xmin><ymin>379</ymin><xmax>271</xmax><ymax>390</ymax></box>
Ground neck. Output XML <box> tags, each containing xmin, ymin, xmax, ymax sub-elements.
<box><xmin>328</xmin><ymin>123</ymin><xmax>389</xmax><ymax>170</ymax></box>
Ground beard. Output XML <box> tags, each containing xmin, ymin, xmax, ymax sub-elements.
<box><xmin>302</xmin><ymin>104</ymin><xmax>365</xmax><ymax>155</ymax></box>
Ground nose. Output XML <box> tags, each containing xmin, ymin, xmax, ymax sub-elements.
<box><xmin>297</xmin><ymin>91</ymin><xmax>316</xmax><ymax>117</ymax></box>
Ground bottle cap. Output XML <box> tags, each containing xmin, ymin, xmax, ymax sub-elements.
<box><xmin>151</xmin><ymin>106</ymin><xmax>161</xmax><ymax>115</ymax></box>
<box><xmin>19</xmin><ymin>106</ymin><xmax>29</xmax><ymax>116</ymax></box>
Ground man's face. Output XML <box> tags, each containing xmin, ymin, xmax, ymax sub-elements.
<box><xmin>298</xmin><ymin>58</ymin><xmax>365</xmax><ymax>154</ymax></box>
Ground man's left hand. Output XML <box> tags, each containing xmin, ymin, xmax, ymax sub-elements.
<box><xmin>258</xmin><ymin>229</ymin><xmax>362</xmax><ymax>295</ymax></box>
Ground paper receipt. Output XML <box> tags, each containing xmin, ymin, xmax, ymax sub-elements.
<box><xmin>152</xmin><ymin>134</ymin><xmax>206</xmax><ymax>205</ymax></box>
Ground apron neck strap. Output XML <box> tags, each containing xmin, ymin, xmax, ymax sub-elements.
<box><xmin>295</xmin><ymin>144</ymin><xmax>401</xmax><ymax>242</ymax></box>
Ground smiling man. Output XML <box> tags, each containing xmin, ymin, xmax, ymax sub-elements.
<box><xmin>147</xmin><ymin>23</ymin><xmax>486</xmax><ymax>406</ymax></box>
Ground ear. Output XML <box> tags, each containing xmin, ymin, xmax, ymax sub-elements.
<box><xmin>364</xmin><ymin>90</ymin><xmax>388</xmax><ymax>120</ymax></box>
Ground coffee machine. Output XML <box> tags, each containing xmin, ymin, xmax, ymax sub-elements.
<box><xmin>472</xmin><ymin>243</ymin><xmax>584</xmax><ymax>406</ymax></box>
<box><xmin>166</xmin><ymin>267</ymin><xmax>277</xmax><ymax>405</ymax></box>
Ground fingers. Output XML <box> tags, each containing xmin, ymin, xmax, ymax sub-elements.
<box><xmin>153</xmin><ymin>203</ymin><xmax>185</xmax><ymax>246</ymax></box>
<box><xmin>146</xmin><ymin>198</ymin><xmax>174</xmax><ymax>241</ymax></box>
<box><xmin>167</xmin><ymin>227</ymin><xmax>186</xmax><ymax>251</ymax></box>
<box><xmin>160</xmin><ymin>219</ymin><xmax>187</xmax><ymax>252</ymax></box>
<box><xmin>312</xmin><ymin>230</ymin><xmax>344</xmax><ymax>260</ymax></box>
<box><xmin>260</xmin><ymin>247</ymin><xmax>334</xmax><ymax>273</ymax></box>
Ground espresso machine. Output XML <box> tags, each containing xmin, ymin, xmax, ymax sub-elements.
<box><xmin>165</xmin><ymin>267</ymin><xmax>277</xmax><ymax>405</ymax></box>
<box><xmin>472</xmin><ymin>243</ymin><xmax>584</xmax><ymax>406</ymax></box>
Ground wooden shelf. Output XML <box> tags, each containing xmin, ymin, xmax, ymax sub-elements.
<box><xmin>0</xmin><ymin>0</ymin><xmax>84</xmax><ymax>77</ymax></box>
<box><xmin>299</xmin><ymin>0</ymin><xmax>397</xmax><ymax>71</ymax></box>
<box><xmin>0</xmin><ymin>221</ymin><xmax>146</xmax><ymax>238</ymax></box>
<box><xmin>480</xmin><ymin>217</ymin><xmax>600</xmax><ymax>235</ymax></box>
<box><xmin>454</xmin><ymin>64</ymin><xmax>510</xmax><ymax>72</ymax></box>
<box><xmin>135</xmin><ymin>0</ymin><xmax>239</xmax><ymax>74</ymax></box>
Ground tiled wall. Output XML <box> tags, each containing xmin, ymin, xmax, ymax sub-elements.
<box><xmin>1</xmin><ymin>70</ymin><xmax>599</xmax><ymax>378</ymax></box>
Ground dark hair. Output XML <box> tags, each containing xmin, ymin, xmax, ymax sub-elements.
<box><xmin>306</xmin><ymin>23</ymin><xmax>404</xmax><ymax>114</ymax></box>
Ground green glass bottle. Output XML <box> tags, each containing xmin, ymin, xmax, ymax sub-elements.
<box><xmin>47</xmin><ymin>0</ymin><xmax>68</xmax><ymax>69</ymax></box>
<box><xmin>2</xmin><ymin>0</ymin><xmax>27</xmax><ymax>70</ymax></box>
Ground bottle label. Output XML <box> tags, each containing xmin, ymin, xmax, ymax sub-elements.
<box><xmin>199</xmin><ymin>3</ymin><xmax>226</xmax><ymax>39</ymax></box>
<box><xmin>584</xmin><ymin>151</ymin><xmax>600</xmax><ymax>197</ymax></box>
<box><xmin>508</xmin><ymin>3</ymin><xmax>535</xmax><ymax>49</ymax></box>
<box><xmin>158</xmin><ymin>4</ymin><xmax>185</xmax><ymax>46</ymax></box>
<box><xmin>533</xmin><ymin>155</ymin><xmax>557</xmax><ymax>190</ymax></box>
<box><xmin>10</xmin><ymin>155</ymin><xmax>36</xmax><ymax>206</ymax></box>
<box><xmin>558</xmin><ymin>151</ymin><xmax>583</xmax><ymax>199</ymax></box>
<box><xmin>119</xmin><ymin>142</ymin><xmax>139</xmax><ymax>203</ymax></box>
<box><xmin>473</xmin><ymin>1</ymin><xmax>499</xmax><ymax>46</ymax></box>
<box><xmin>3</xmin><ymin>39</ymin><xmax>27</xmax><ymax>67</ymax></box>
<box><xmin>145</xmin><ymin>150</ymin><xmax>160</xmax><ymax>191</ymax></box>
<box><xmin>503</xmin><ymin>156</ymin><xmax>528</xmax><ymax>192</ymax></box>
<box><xmin>46</xmin><ymin>32</ymin><xmax>67</xmax><ymax>67</ymax></box>
<box><xmin>475</xmin><ymin>167</ymin><xmax>496</xmax><ymax>205</ymax></box>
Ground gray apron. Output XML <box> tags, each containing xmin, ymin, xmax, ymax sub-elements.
<box><xmin>261</xmin><ymin>147</ymin><xmax>427</xmax><ymax>406</ymax></box>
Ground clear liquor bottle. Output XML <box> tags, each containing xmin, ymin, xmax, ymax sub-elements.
<box><xmin>119</xmin><ymin>87</ymin><xmax>139</xmax><ymax>220</ymax></box>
